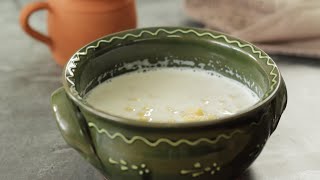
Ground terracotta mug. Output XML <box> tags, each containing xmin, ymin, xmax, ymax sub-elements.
<box><xmin>20</xmin><ymin>0</ymin><xmax>137</xmax><ymax>66</ymax></box>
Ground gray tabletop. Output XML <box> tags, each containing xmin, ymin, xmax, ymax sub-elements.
<box><xmin>1</xmin><ymin>0</ymin><xmax>320</xmax><ymax>179</ymax></box>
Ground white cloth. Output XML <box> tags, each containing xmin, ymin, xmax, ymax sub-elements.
<box><xmin>185</xmin><ymin>0</ymin><xmax>320</xmax><ymax>58</ymax></box>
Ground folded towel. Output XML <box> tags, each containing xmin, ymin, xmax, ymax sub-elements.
<box><xmin>185</xmin><ymin>0</ymin><xmax>320</xmax><ymax>58</ymax></box>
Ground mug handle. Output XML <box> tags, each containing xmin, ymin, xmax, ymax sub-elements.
<box><xmin>51</xmin><ymin>87</ymin><xmax>103</xmax><ymax>170</ymax></box>
<box><xmin>19</xmin><ymin>1</ymin><xmax>52</xmax><ymax>47</ymax></box>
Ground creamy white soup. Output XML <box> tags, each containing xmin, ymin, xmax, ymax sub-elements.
<box><xmin>85</xmin><ymin>68</ymin><xmax>259</xmax><ymax>123</ymax></box>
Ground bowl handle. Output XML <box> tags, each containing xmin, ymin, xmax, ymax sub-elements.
<box><xmin>271</xmin><ymin>77</ymin><xmax>288</xmax><ymax>134</ymax></box>
<box><xmin>51</xmin><ymin>87</ymin><xmax>103</xmax><ymax>170</ymax></box>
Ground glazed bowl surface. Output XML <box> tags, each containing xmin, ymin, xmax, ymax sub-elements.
<box><xmin>51</xmin><ymin>27</ymin><xmax>287</xmax><ymax>180</ymax></box>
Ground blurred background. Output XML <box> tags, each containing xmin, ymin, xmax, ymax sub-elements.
<box><xmin>1</xmin><ymin>0</ymin><xmax>320</xmax><ymax>179</ymax></box>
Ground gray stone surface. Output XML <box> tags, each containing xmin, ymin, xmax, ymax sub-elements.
<box><xmin>1</xmin><ymin>0</ymin><xmax>319</xmax><ymax>179</ymax></box>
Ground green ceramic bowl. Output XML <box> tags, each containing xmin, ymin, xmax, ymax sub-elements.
<box><xmin>51</xmin><ymin>27</ymin><xmax>287</xmax><ymax>180</ymax></box>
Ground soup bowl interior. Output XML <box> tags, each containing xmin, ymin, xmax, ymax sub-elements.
<box><xmin>67</xmin><ymin>28</ymin><xmax>278</xmax><ymax>125</ymax></box>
